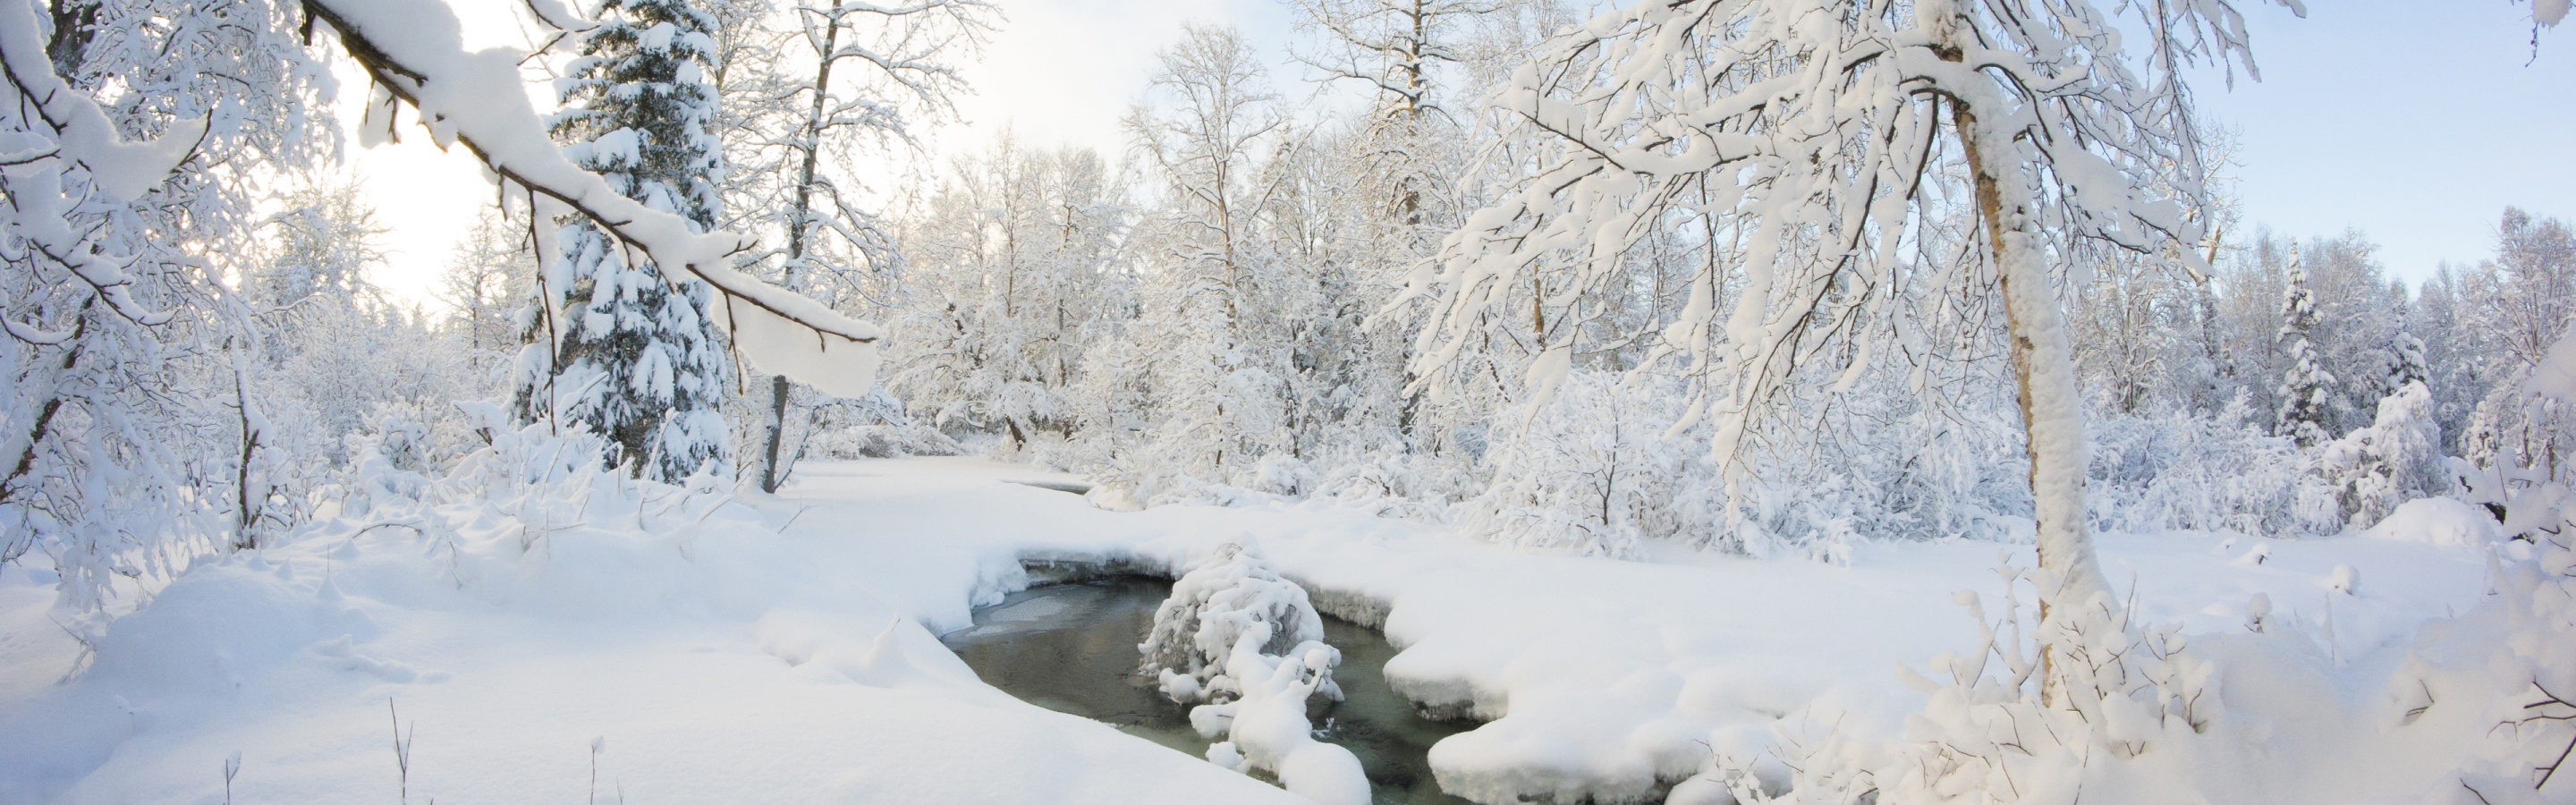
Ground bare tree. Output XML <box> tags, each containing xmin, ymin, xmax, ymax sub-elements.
<box><xmin>725</xmin><ymin>0</ymin><xmax>996</xmax><ymax>493</ymax></box>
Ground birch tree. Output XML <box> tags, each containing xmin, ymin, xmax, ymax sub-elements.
<box><xmin>1399</xmin><ymin>0</ymin><xmax>2292</xmax><ymax>640</ymax></box>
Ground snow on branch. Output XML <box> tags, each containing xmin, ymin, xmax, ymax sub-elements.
<box><xmin>298</xmin><ymin>0</ymin><xmax>884</xmax><ymax>398</ymax></box>
<box><xmin>0</xmin><ymin>0</ymin><xmax>210</xmax><ymax>326</ymax></box>
<box><xmin>1395</xmin><ymin>0</ymin><xmax>2290</xmax><ymax>456</ymax></box>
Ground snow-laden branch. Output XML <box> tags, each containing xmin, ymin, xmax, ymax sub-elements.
<box><xmin>0</xmin><ymin>0</ymin><xmax>211</xmax><ymax>326</ymax></box>
<box><xmin>300</xmin><ymin>0</ymin><xmax>883</xmax><ymax>398</ymax></box>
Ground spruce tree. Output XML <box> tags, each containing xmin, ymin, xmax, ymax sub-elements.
<box><xmin>2276</xmin><ymin>247</ymin><xmax>2337</xmax><ymax>448</ymax></box>
<box><xmin>513</xmin><ymin>0</ymin><xmax>733</xmax><ymax>482</ymax></box>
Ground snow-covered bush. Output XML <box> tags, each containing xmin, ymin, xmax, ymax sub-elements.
<box><xmin>1464</xmin><ymin>370</ymin><xmax>1714</xmax><ymax>560</ymax></box>
<box><xmin>802</xmin><ymin>424</ymin><xmax>967</xmax><ymax>460</ymax></box>
<box><xmin>2388</xmin><ymin>480</ymin><xmax>2576</xmax><ymax>804</ymax></box>
<box><xmin>2089</xmin><ymin>382</ymin><xmax>2453</xmax><ymax>538</ymax></box>
<box><xmin>1692</xmin><ymin>564</ymin><xmax>2249</xmax><ymax>804</ymax></box>
<box><xmin>2087</xmin><ymin>394</ymin><xmax>2308</xmax><ymax>536</ymax></box>
<box><xmin>1309</xmin><ymin>447</ymin><xmax>1486</xmax><ymax>521</ymax></box>
<box><xmin>2461</xmin><ymin>371</ymin><xmax>2576</xmax><ymax>508</ymax></box>
<box><xmin>1140</xmin><ymin>538</ymin><xmax>1340</xmax><ymax>705</ymax></box>
<box><xmin>2299</xmin><ymin>381</ymin><xmax>2451</xmax><ymax>533</ymax></box>
<box><xmin>1722</xmin><ymin>366</ymin><xmax>2031</xmax><ymax>558</ymax></box>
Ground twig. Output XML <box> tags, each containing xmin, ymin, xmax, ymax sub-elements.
<box><xmin>389</xmin><ymin>699</ymin><xmax>413</xmax><ymax>805</ymax></box>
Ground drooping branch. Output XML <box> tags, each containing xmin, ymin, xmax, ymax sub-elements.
<box><xmin>299</xmin><ymin>0</ymin><xmax>884</xmax><ymax>398</ymax></box>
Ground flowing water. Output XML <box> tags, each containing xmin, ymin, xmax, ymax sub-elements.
<box><xmin>941</xmin><ymin>576</ymin><xmax>1478</xmax><ymax>805</ymax></box>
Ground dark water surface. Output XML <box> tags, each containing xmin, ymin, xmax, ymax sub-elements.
<box><xmin>941</xmin><ymin>577</ymin><xmax>1476</xmax><ymax>805</ymax></box>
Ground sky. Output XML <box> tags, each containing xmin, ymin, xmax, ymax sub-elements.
<box><xmin>346</xmin><ymin>0</ymin><xmax>2573</xmax><ymax>311</ymax></box>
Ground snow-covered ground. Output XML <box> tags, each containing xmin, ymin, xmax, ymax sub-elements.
<box><xmin>0</xmin><ymin>458</ymin><xmax>2498</xmax><ymax>803</ymax></box>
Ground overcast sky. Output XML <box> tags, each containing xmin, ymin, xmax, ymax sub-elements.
<box><xmin>348</xmin><ymin>0</ymin><xmax>2573</xmax><ymax>310</ymax></box>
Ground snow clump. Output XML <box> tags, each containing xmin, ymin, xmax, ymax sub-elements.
<box><xmin>1139</xmin><ymin>537</ymin><xmax>1339</xmax><ymax>705</ymax></box>
<box><xmin>1138</xmin><ymin>537</ymin><xmax>1366</xmax><ymax>804</ymax></box>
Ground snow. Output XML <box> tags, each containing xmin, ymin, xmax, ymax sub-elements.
<box><xmin>1141</xmin><ymin>538</ymin><xmax>1338</xmax><ymax>705</ymax></box>
<box><xmin>1144</xmin><ymin>539</ymin><xmax>1367</xmax><ymax>802</ymax></box>
<box><xmin>0</xmin><ymin>457</ymin><xmax>2500</xmax><ymax>804</ymax></box>
<box><xmin>2368</xmin><ymin>497</ymin><xmax>2508</xmax><ymax>550</ymax></box>
<box><xmin>305</xmin><ymin>0</ymin><xmax>885</xmax><ymax>399</ymax></box>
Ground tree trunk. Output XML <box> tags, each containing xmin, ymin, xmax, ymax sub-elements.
<box><xmin>755</xmin><ymin>4</ymin><xmax>847</xmax><ymax>494</ymax></box>
<box><xmin>1953</xmin><ymin>100</ymin><xmax>2110</xmax><ymax>701</ymax></box>
<box><xmin>759</xmin><ymin>373</ymin><xmax>792</xmax><ymax>493</ymax></box>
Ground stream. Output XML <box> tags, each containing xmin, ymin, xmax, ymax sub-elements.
<box><xmin>941</xmin><ymin>576</ymin><xmax>1477</xmax><ymax>805</ymax></box>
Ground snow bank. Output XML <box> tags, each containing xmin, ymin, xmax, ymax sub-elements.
<box><xmin>0</xmin><ymin>457</ymin><xmax>2506</xmax><ymax>804</ymax></box>
<box><xmin>0</xmin><ymin>450</ymin><xmax>1301</xmax><ymax>804</ymax></box>
<box><xmin>2367</xmin><ymin>497</ymin><xmax>2507</xmax><ymax>549</ymax></box>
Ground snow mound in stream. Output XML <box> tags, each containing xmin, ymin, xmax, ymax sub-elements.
<box><xmin>1139</xmin><ymin>537</ymin><xmax>1339</xmax><ymax>704</ymax></box>
<box><xmin>1144</xmin><ymin>537</ymin><xmax>1366</xmax><ymax>805</ymax></box>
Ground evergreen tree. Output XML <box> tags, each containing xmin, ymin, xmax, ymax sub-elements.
<box><xmin>514</xmin><ymin>0</ymin><xmax>734</xmax><ymax>482</ymax></box>
<box><xmin>2390</xmin><ymin>330</ymin><xmax>2430</xmax><ymax>390</ymax></box>
<box><xmin>2276</xmin><ymin>247</ymin><xmax>2336</xmax><ymax>447</ymax></box>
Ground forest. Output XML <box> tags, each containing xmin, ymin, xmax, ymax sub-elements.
<box><xmin>1</xmin><ymin>0</ymin><xmax>2572</xmax><ymax>802</ymax></box>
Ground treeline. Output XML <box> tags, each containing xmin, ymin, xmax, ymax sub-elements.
<box><xmin>8</xmin><ymin>0</ymin><xmax>2567</xmax><ymax>619</ymax></box>
<box><xmin>861</xmin><ymin>10</ymin><xmax>2570</xmax><ymax>559</ymax></box>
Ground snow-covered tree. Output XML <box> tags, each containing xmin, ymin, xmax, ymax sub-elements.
<box><xmin>1401</xmin><ymin>0</ymin><xmax>2286</xmax><ymax>620</ymax></box>
<box><xmin>2</xmin><ymin>0</ymin><xmax>326</xmax><ymax>607</ymax></box>
<box><xmin>438</xmin><ymin>207</ymin><xmax>537</xmax><ymax>378</ymax></box>
<box><xmin>2488</xmin><ymin>207</ymin><xmax>2576</xmax><ymax>371</ymax></box>
<box><xmin>514</xmin><ymin>0</ymin><xmax>737</xmax><ymax>483</ymax></box>
<box><xmin>2300</xmin><ymin>380</ymin><xmax>2447</xmax><ymax>532</ymax></box>
<box><xmin>2275</xmin><ymin>246</ymin><xmax>2336</xmax><ymax>447</ymax></box>
<box><xmin>1286</xmin><ymin>0</ymin><xmax>1489</xmax><ymax>235</ymax></box>
<box><xmin>2453</xmin><ymin>208</ymin><xmax>2576</xmax><ymax>492</ymax></box>
<box><xmin>2416</xmin><ymin>265</ymin><xmax>2500</xmax><ymax>453</ymax></box>
<box><xmin>308</xmin><ymin>0</ymin><xmax>894</xmax><ymax>402</ymax></box>
<box><xmin>2073</xmin><ymin>248</ymin><xmax>2207</xmax><ymax>416</ymax></box>
<box><xmin>891</xmin><ymin>137</ymin><xmax>1132</xmax><ymax>453</ymax></box>
<box><xmin>719</xmin><ymin>0</ymin><xmax>995</xmax><ymax>492</ymax></box>
<box><xmin>233</xmin><ymin>180</ymin><xmax>483</xmax><ymax>547</ymax></box>
<box><xmin>1089</xmin><ymin>25</ymin><xmax>1298</xmax><ymax>499</ymax></box>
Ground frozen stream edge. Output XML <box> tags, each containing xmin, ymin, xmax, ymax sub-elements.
<box><xmin>962</xmin><ymin>556</ymin><xmax>1521</xmax><ymax>804</ymax></box>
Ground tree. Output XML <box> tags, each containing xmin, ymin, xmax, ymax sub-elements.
<box><xmin>306</xmin><ymin>0</ymin><xmax>891</xmax><ymax>399</ymax></box>
<box><xmin>513</xmin><ymin>0</ymin><xmax>737</xmax><ymax>483</ymax></box>
<box><xmin>1099</xmin><ymin>25</ymin><xmax>1298</xmax><ymax>496</ymax></box>
<box><xmin>2490</xmin><ymin>207</ymin><xmax>2576</xmax><ymax>370</ymax></box>
<box><xmin>1398</xmin><ymin>0</ymin><xmax>2288</xmax><ymax>666</ymax></box>
<box><xmin>2456</xmin><ymin>208</ymin><xmax>2576</xmax><ymax>490</ymax></box>
<box><xmin>2</xmin><ymin>0</ymin><xmax>326</xmax><ymax>606</ymax></box>
<box><xmin>1286</xmin><ymin>0</ymin><xmax>1489</xmax><ymax>233</ymax></box>
<box><xmin>0</xmin><ymin>0</ymin><xmax>902</xmax><ymax>607</ymax></box>
<box><xmin>437</xmin><ymin>207</ymin><xmax>537</xmax><ymax>377</ymax></box>
<box><xmin>891</xmin><ymin>136</ymin><xmax>1132</xmax><ymax>453</ymax></box>
<box><xmin>2275</xmin><ymin>247</ymin><xmax>2335</xmax><ymax>447</ymax></box>
<box><xmin>720</xmin><ymin>0</ymin><xmax>995</xmax><ymax>492</ymax></box>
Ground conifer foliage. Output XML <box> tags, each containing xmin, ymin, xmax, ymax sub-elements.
<box><xmin>2276</xmin><ymin>247</ymin><xmax>2337</xmax><ymax>448</ymax></box>
<box><xmin>516</xmin><ymin>0</ymin><xmax>735</xmax><ymax>483</ymax></box>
